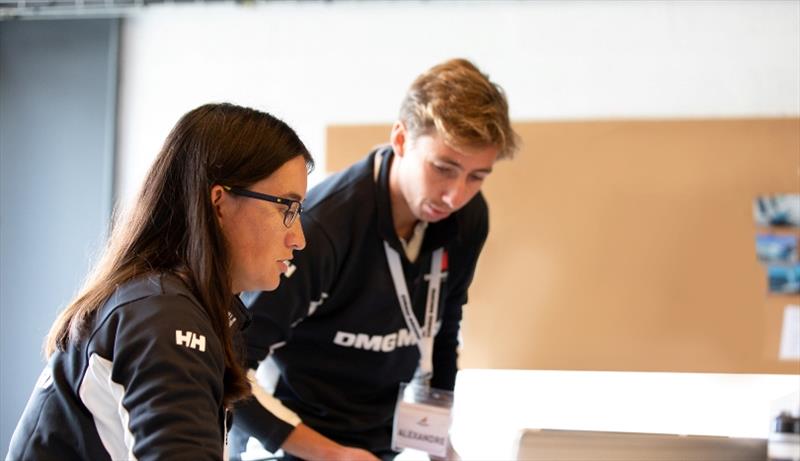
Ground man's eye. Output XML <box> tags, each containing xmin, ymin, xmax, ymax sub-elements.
<box><xmin>434</xmin><ymin>164</ymin><xmax>456</xmax><ymax>175</ymax></box>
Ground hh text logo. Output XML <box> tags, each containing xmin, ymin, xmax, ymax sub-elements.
<box><xmin>175</xmin><ymin>330</ymin><xmax>206</xmax><ymax>352</ymax></box>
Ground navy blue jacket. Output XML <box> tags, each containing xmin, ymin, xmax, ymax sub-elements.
<box><xmin>7</xmin><ymin>273</ymin><xmax>250</xmax><ymax>461</ymax></box>
<box><xmin>233</xmin><ymin>147</ymin><xmax>488</xmax><ymax>454</ymax></box>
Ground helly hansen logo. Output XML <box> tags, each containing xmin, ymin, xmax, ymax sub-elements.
<box><xmin>175</xmin><ymin>330</ymin><xmax>206</xmax><ymax>352</ymax></box>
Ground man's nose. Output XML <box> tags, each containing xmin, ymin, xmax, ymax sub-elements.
<box><xmin>442</xmin><ymin>179</ymin><xmax>469</xmax><ymax>210</ymax></box>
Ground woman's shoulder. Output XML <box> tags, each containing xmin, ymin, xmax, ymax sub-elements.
<box><xmin>94</xmin><ymin>273</ymin><xmax>212</xmax><ymax>336</ymax></box>
<box><xmin>109</xmin><ymin>272</ymin><xmax>197</xmax><ymax>303</ymax></box>
<box><xmin>87</xmin><ymin>273</ymin><xmax>223</xmax><ymax>362</ymax></box>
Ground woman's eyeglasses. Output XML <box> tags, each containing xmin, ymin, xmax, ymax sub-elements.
<box><xmin>222</xmin><ymin>185</ymin><xmax>303</xmax><ymax>228</ymax></box>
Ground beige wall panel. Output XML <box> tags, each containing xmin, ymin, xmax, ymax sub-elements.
<box><xmin>326</xmin><ymin>125</ymin><xmax>392</xmax><ymax>172</ymax></box>
<box><xmin>326</xmin><ymin>119</ymin><xmax>800</xmax><ymax>374</ymax></box>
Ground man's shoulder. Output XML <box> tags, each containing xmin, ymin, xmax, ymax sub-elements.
<box><xmin>464</xmin><ymin>190</ymin><xmax>489</xmax><ymax>214</ymax></box>
<box><xmin>456</xmin><ymin>191</ymin><xmax>489</xmax><ymax>231</ymax></box>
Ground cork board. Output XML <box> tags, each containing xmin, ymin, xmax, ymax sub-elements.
<box><xmin>326</xmin><ymin>119</ymin><xmax>800</xmax><ymax>373</ymax></box>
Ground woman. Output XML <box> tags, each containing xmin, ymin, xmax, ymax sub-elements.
<box><xmin>6</xmin><ymin>103</ymin><xmax>313</xmax><ymax>460</ymax></box>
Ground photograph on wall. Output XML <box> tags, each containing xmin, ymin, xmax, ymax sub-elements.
<box><xmin>754</xmin><ymin>194</ymin><xmax>800</xmax><ymax>227</ymax></box>
<box><xmin>768</xmin><ymin>264</ymin><xmax>800</xmax><ymax>294</ymax></box>
<box><xmin>757</xmin><ymin>234</ymin><xmax>798</xmax><ymax>263</ymax></box>
<box><xmin>779</xmin><ymin>305</ymin><xmax>800</xmax><ymax>360</ymax></box>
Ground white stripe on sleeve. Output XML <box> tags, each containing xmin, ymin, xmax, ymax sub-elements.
<box><xmin>78</xmin><ymin>353</ymin><xmax>137</xmax><ymax>461</ymax></box>
<box><xmin>248</xmin><ymin>362</ymin><xmax>301</xmax><ymax>426</ymax></box>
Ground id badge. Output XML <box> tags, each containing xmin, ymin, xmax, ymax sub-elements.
<box><xmin>391</xmin><ymin>382</ymin><xmax>454</xmax><ymax>457</ymax></box>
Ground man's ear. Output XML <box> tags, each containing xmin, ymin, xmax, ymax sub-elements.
<box><xmin>210</xmin><ymin>184</ymin><xmax>226</xmax><ymax>221</ymax></box>
<box><xmin>390</xmin><ymin>121</ymin><xmax>407</xmax><ymax>158</ymax></box>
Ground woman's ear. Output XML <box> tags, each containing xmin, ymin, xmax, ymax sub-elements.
<box><xmin>210</xmin><ymin>185</ymin><xmax>226</xmax><ymax>221</ymax></box>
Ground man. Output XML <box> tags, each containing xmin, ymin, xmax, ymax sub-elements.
<box><xmin>232</xmin><ymin>58</ymin><xmax>518</xmax><ymax>460</ymax></box>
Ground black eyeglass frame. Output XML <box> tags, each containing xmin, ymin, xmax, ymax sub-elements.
<box><xmin>222</xmin><ymin>185</ymin><xmax>303</xmax><ymax>228</ymax></box>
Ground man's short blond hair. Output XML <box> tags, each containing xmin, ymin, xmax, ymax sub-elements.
<box><xmin>399</xmin><ymin>58</ymin><xmax>519</xmax><ymax>160</ymax></box>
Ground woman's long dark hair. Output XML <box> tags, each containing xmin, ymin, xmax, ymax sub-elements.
<box><xmin>45</xmin><ymin>103</ymin><xmax>313</xmax><ymax>406</ymax></box>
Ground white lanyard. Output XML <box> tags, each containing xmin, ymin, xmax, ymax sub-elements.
<box><xmin>383</xmin><ymin>241</ymin><xmax>444</xmax><ymax>378</ymax></box>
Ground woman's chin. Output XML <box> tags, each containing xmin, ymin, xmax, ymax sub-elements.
<box><xmin>235</xmin><ymin>275</ymin><xmax>280</xmax><ymax>294</ymax></box>
<box><xmin>259</xmin><ymin>276</ymin><xmax>281</xmax><ymax>293</ymax></box>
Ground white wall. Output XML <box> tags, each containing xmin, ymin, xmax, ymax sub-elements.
<box><xmin>117</xmin><ymin>0</ymin><xmax>800</xmax><ymax>204</ymax></box>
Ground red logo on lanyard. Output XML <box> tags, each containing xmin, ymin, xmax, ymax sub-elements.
<box><xmin>441</xmin><ymin>250</ymin><xmax>448</xmax><ymax>272</ymax></box>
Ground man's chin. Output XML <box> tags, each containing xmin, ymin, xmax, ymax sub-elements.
<box><xmin>422</xmin><ymin>210</ymin><xmax>450</xmax><ymax>222</ymax></box>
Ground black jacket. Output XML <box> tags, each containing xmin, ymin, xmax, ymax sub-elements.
<box><xmin>7</xmin><ymin>273</ymin><xmax>250</xmax><ymax>461</ymax></box>
<box><xmin>233</xmin><ymin>147</ymin><xmax>488</xmax><ymax>454</ymax></box>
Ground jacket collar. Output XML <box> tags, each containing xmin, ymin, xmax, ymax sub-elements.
<box><xmin>230</xmin><ymin>295</ymin><xmax>252</xmax><ymax>331</ymax></box>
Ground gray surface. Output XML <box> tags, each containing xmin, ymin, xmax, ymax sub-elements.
<box><xmin>0</xmin><ymin>18</ymin><xmax>117</xmax><ymax>452</ymax></box>
<box><xmin>514</xmin><ymin>429</ymin><xmax>767</xmax><ymax>461</ymax></box>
